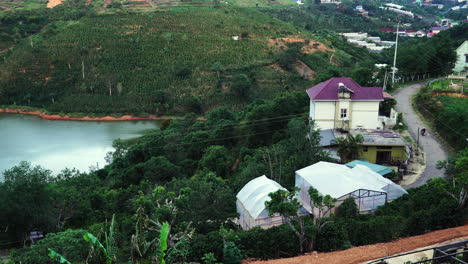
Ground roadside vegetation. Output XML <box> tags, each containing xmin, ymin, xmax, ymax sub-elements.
<box><xmin>415</xmin><ymin>86</ymin><xmax>468</xmax><ymax>150</ymax></box>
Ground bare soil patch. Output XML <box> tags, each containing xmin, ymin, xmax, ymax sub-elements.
<box><xmin>432</xmin><ymin>92</ymin><xmax>468</xmax><ymax>98</ymax></box>
<box><xmin>246</xmin><ymin>225</ymin><xmax>468</xmax><ymax>264</ymax></box>
<box><xmin>103</xmin><ymin>0</ymin><xmax>112</xmax><ymax>8</ymax></box>
<box><xmin>268</xmin><ymin>37</ymin><xmax>332</xmax><ymax>54</ymax></box>
<box><xmin>47</xmin><ymin>0</ymin><xmax>63</xmax><ymax>8</ymax></box>
<box><xmin>0</xmin><ymin>108</ymin><xmax>208</xmax><ymax>122</ymax></box>
<box><xmin>292</xmin><ymin>60</ymin><xmax>315</xmax><ymax>80</ymax></box>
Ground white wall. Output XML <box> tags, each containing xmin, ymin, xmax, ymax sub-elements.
<box><xmin>453</xmin><ymin>41</ymin><xmax>468</xmax><ymax>73</ymax></box>
<box><xmin>309</xmin><ymin>100</ymin><xmax>315</xmax><ymax>120</ymax></box>
<box><xmin>312</xmin><ymin>101</ymin><xmax>336</xmax><ymax>130</ymax></box>
<box><xmin>310</xmin><ymin>100</ymin><xmax>380</xmax><ymax>130</ymax></box>
<box><xmin>350</xmin><ymin>101</ymin><xmax>380</xmax><ymax>129</ymax></box>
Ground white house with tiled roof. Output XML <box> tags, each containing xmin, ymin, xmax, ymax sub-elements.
<box><xmin>453</xmin><ymin>40</ymin><xmax>468</xmax><ymax>74</ymax></box>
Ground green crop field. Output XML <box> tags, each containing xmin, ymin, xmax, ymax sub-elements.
<box><xmin>0</xmin><ymin>6</ymin><xmax>361</xmax><ymax>115</ymax></box>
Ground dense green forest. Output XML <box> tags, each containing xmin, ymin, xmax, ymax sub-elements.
<box><xmin>1</xmin><ymin>0</ymin><xmax>467</xmax><ymax>263</ymax></box>
<box><xmin>1</xmin><ymin>92</ymin><xmax>467</xmax><ymax>263</ymax></box>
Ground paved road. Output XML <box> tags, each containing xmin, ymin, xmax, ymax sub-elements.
<box><xmin>393</xmin><ymin>82</ymin><xmax>449</xmax><ymax>188</ymax></box>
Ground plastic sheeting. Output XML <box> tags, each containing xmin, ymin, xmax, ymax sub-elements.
<box><xmin>236</xmin><ymin>175</ymin><xmax>286</xmax><ymax>220</ymax></box>
<box><xmin>295</xmin><ymin>161</ymin><xmax>407</xmax><ymax>213</ymax></box>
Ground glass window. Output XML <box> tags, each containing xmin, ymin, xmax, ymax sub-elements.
<box><xmin>377</xmin><ymin>146</ymin><xmax>392</xmax><ymax>149</ymax></box>
<box><xmin>340</xmin><ymin>108</ymin><xmax>347</xmax><ymax>119</ymax></box>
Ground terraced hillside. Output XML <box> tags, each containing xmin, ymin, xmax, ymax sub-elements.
<box><xmin>0</xmin><ymin>7</ymin><xmax>365</xmax><ymax>115</ymax></box>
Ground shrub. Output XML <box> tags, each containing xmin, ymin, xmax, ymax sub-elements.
<box><xmin>315</xmin><ymin>221</ymin><xmax>349</xmax><ymax>252</ymax></box>
<box><xmin>336</xmin><ymin>197</ymin><xmax>358</xmax><ymax>219</ymax></box>
<box><xmin>231</xmin><ymin>74</ymin><xmax>252</xmax><ymax>98</ymax></box>
<box><xmin>10</xmin><ymin>229</ymin><xmax>89</xmax><ymax>264</ymax></box>
<box><xmin>175</xmin><ymin>65</ymin><xmax>193</xmax><ymax>78</ymax></box>
<box><xmin>237</xmin><ymin>225</ymin><xmax>299</xmax><ymax>259</ymax></box>
<box><xmin>223</xmin><ymin>242</ymin><xmax>243</xmax><ymax>264</ymax></box>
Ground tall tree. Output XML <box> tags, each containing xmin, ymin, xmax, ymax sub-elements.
<box><xmin>331</xmin><ymin>134</ymin><xmax>364</xmax><ymax>163</ymax></box>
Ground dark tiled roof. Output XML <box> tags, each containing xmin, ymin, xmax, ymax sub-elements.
<box><xmin>306</xmin><ymin>77</ymin><xmax>384</xmax><ymax>101</ymax></box>
<box><xmin>319</xmin><ymin>129</ymin><xmax>337</xmax><ymax>146</ymax></box>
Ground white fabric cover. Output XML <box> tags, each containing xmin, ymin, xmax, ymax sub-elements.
<box><xmin>236</xmin><ymin>175</ymin><xmax>286</xmax><ymax>219</ymax></box>
<box><xmin>295</xmin><ymin>161</ymin><xmax>407</xmax><ymax>200</ymax></box>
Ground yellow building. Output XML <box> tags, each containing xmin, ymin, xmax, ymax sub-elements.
<box><xmin>352</xmin><ymin>130</ymin><xmax>409</xmax><ymax>165</ymax></box>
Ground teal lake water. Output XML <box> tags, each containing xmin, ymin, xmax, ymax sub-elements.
<box><xmin>0</xmin><ymin>113</ymin><xmax>159</xmax><ymax>179</ymax></box>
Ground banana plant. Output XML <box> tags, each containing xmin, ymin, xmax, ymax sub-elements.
<box><xmin>83</xmin><ymin>214</ymin><xmax>117</xmax><ymax>264</ymax></box>
<box><xmin>157</xmin><ymin>222</ymin><xmax>170</xmax><ymax>264</ymax></box>
<box><xmin>48</xmin><ymin>248</ymin><xmax>72</xmax><ymax>264</ymax></box>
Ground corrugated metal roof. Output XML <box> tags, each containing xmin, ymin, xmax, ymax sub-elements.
<box><xmin>345</xmin><ymin>160</ymin><xmax>393</xmax><ymax>176</ymax></box>
<box><xmin>319</xmin><ymin>129</ymin><xmax>337</xmax><ymax>146</ymax></box>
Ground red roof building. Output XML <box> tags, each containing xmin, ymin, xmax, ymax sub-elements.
<box><xmin>306</xmin><ymin>77</ymin><xmax>385</xmax><ymax>130</ymax></box>
<box><xmin>306</xmin><ymin>77</ymin><xmax>384</xmax><ymax>101</ymax></box>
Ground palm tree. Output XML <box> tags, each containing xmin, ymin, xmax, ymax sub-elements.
<box><xmin>331</xmin><ymin>134</ymin><xmax>364</xmax><ymax>163</ymax></box>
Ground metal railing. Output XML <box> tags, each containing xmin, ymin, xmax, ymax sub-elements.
<box><xmin>367</xmin><ymin>239</ymin><xmax>468</xmax><ymax>264</ymax></box>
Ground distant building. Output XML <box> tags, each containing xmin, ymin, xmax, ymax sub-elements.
<box><xmin>320</xmin><ymin>0</ymin><xmax>341</xmax><ymax>4</ymax></box>
<box><xmin>431</xmin><ymin>26</ymin><xmax>450</xmax><ymax>34</ymax></box>
<box><xmin>453</xmin><ymin>40</ymin><xmax>468</xmax><ymax>74</ymax></box>
<box><xmin>306</xmin><ymin>77</ymin><xmax>384</xmax><ymax>130</ymax></box>
<box><xmin>384</xmin><ymin>3</ymin><xmax>404</xmax><ymax>9</ymax></box>
<box><xmin>386</xmin><ymin>7</ymin><xmax>414</xmax><ymax>18</ymax></box>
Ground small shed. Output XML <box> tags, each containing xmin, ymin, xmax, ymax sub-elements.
<box><xmin>346</xmin><ymin>160</ymin><xmax>393</xmax><ymax>176</ymax></box>
<box><xmin>236</xmin><ymin>176</ymin><xmax>286</xmax><ymax>230</ymax></box>
<box><xmin>295</xmin><ymin>162</ymin><xmax>407</xmax><ymax>214</ymax></box>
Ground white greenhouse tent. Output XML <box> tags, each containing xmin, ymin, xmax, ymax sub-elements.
<box><xmin>236</xmin><ymin>175</ymin><xmax>286</xmax><ymax>230</ymax></box>
<box><xmin>295</xmin><ymin>161</ymin><xmax>407</xmax><ymax>214</ymax></box>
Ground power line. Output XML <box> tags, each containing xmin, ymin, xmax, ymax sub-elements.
<box><xmin>419</xmin><ymin>105</ymin><xmax>468</xmax><ymax>139</ymax></box>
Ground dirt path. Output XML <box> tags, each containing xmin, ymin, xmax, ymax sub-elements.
<box><xmin>393</xmin><ymin>82</ymin><xmax>449</xmax><ymax>188</ymax></box>
<box><xmin>247</xmin><ymin>225</ymin><xmax>468</xmax><ymax>264</ymax></box>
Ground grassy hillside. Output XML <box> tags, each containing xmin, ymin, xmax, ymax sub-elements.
<box><xmin>415</xmin><ymin>87</ymin><xmax>468</xmax><ymax>150</ymax></box>
<box><xmin>0</xmin><ymin>6</ymin><xmax>365</xmax><ymax>115</ymax></box>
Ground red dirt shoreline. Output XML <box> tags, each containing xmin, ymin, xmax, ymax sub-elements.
<box><xmin>0</xmin><ymin>108</ymin><xmax>196</xmax><ymax>122</ymax></box>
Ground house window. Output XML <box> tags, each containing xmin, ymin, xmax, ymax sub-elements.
<box><xmin>340</xmin><ymin>108</ymin><xmax>348</xmax><ymax>119</ymax></box>
<box><xmin>465</xmin><ymin>55</ymin><xmax>468</xmax><ymax>63</ymax></box>
<box><xmin>363</xmin><ymin>146</ymin><xmax>368</xmax><ymax>152</ymax></box>
<box><xmin>377</xmin><ymin>146</ymin><xmax>392</xmax><ymax>149</ymax></box>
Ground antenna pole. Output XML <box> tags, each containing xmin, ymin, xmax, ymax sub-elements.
<box><xmin>392</xmin><ymin>22</ymin><xmax>399</xmax><ymax>84</ymax></box>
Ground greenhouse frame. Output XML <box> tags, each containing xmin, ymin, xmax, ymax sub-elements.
<box><xmin>236</xmin><ymin>175</ymin><xmax>287</xmax><ymax>230</ymax></box>
<box><xmin>295</xmin><ymin>161</ymin><xmax>407</xmax><ymax>215</ymax></box>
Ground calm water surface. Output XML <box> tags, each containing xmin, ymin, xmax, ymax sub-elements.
<box><xmin>0</xmin><ymin>113</ymin><xmax>160</xmax><ymax>179</ymax></box>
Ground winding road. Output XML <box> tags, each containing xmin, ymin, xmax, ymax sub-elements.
<box><xmin>393</xmin><ymin>82</ymin><xmax>449</xmax><ymax>188</ymax></box>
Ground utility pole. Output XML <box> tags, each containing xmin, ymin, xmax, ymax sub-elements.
<box><xmin>392</xmin><ymin>22</ymin><xmax>400</xmax><ymax>84</ymax></box>
<box><xmin>383</xmin><ymin>70</ymin><xmax>388</xmax><ymax>91</ymax></box>
<box><xmin>417</xmin><ymin>127</ymin><xmax>420</xmax><ymax>151</ymax></box>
